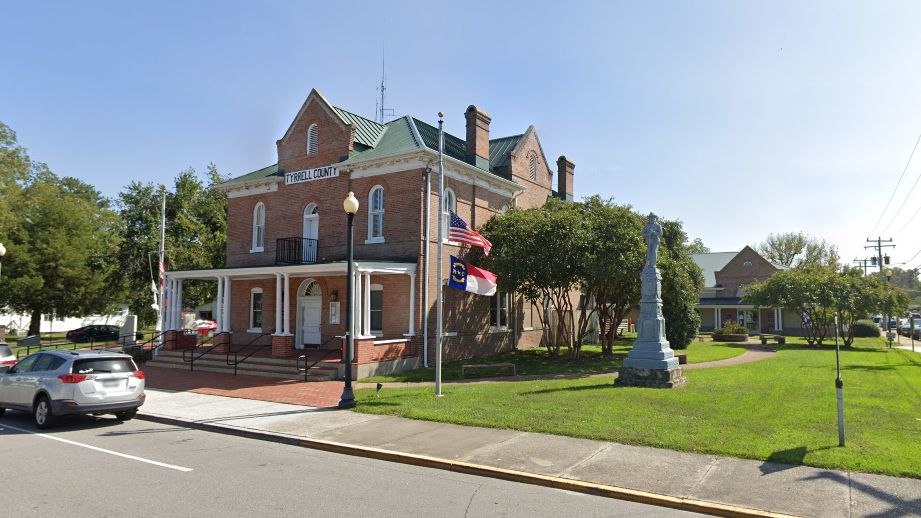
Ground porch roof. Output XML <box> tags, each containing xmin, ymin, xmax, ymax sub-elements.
<box><xmin>697</xmin><ymin>297</ymin><xmax>746</xmax><ymax>306</ymax></box>
<box><xmin>164</xmin><ymin>259</ymin><xmax>416</xmax><ymax>281</ymax></box>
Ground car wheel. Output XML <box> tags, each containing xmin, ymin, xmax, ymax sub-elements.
<box><xmin>115</xmin><ymin>409</ymin><xmax>137</xmax><ymax>422</ymax></box>
<box><xmin>33</xmin><ymin>396</ymin><xmax>56</xmax><ymax>430</ymax></box>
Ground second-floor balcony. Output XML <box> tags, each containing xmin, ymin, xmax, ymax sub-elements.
<box><xmin>276</xmin><ymin>237</ymin><xmax>318</xmax><ymax>265</ymax></box>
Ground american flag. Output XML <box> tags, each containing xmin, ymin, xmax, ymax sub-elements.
<box><xmin>449</xmin><ymin>212</ymin><xmax>492</xmax><ymax>256</ymax></box>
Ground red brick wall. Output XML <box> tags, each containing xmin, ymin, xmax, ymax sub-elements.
<box><xmin>714</xmin><ymin>246</ymin><xmax>780</xmax><ymax>298</ymax></box>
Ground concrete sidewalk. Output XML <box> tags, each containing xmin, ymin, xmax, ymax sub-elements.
<box><xmin>139</xmin><ymin>388</ymin><xmax>921</xmax><ymax>518</ymax></box>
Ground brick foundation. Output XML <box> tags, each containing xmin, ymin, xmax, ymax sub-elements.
<box><xmin>272</xmin><ymin>334</ymin><xmax>294</xmax><ymax>357</ymax></box>
<box><xmin>213</xmin><ymin>332</ymin><xmax>232</xmax><ymax>353</ymax></box>
<box><xmin>163</xmin><ymin>330</ymin><xmax>179</xmax><ymax>351</ymax></box>
<box><xmin>346</xmin><ymin>337</ymin><xmax>413</xmax><ymax>365</ymax></box>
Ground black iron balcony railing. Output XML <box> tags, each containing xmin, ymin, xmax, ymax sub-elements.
<box><xmin>275</xmin><ymin>237</ymin><xmax>318</xmax><ymax>265</ymax></box>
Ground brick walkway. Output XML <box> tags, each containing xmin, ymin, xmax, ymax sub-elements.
<box><xmin>142</xmin><ymin>366</ymin><xmax>342</xmax><ymax>408</ymax></box>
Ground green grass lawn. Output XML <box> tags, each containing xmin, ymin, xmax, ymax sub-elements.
<box><xmin>360</xmin><ymin>339</ymin><xmax>747</xmax><ymax>383</ymax></box>
<box><xmin>355</xmin><ymin>336</ymin><xmax>921</xmax><ymax>478</ymax></box>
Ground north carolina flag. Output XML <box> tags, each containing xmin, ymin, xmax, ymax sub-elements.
<box><xmin>448</xmin><ymin>256</ymin><xmax>497</xmax><ymax>296</ymax></box>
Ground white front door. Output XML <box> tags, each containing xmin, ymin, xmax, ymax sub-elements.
<box><xmin>298</xmin><ymin>296</ymin><xmax>322</xmax><ymax>348</ymax></box>
<box><xmin>303</xmin><ymin>211</ymin><xmax>318</xmax><ymax>263</ymax></box>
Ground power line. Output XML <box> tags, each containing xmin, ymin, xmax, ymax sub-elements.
<box><xmin>868</xmin><ymin>132</ymin><xmax>921</xmax><ymax>236</ymax></box>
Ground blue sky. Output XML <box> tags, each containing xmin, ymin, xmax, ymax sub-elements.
<box><xmin>4</xmin><ymin>1</ymin><xmax>921</xmax><ymax>266</ymax></box>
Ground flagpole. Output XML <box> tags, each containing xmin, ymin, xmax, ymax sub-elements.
<box><xmin>157</xmin><ymin>190</ymin><xmax>166</xmax><ymax>333</ymax></box>
<box><xmin>435</xmin><ymin>112</ymin><xmax>445</xmax><ymax>397</ymax></box>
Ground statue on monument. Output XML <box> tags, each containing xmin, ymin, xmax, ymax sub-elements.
<box><xmin>643</xmin><ymin>213</ymin><xmax>662</xmax><ymax>270</ymax></box>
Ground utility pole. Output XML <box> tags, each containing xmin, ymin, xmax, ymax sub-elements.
<box><xmin>867</xmin><ymin>237</ymin><xmax>897</xmax><ymax>347</ymax></box>
<box><xmin>852</xmin><ymin>258</ymin><xmax>872</xmax><ymax>276</ymax></box>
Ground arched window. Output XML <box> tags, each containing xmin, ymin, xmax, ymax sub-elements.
<box><xmin>528</xmin><ymin>152</ymin><xmax>538</xmax><ymax>181</ymax></box>
<box><xmin>442</xmin><ymin>187</ymin><xmax>456</xmax><ymax>242</ymax></box>
<box><xmin>307</xmin><ymin>123</ymin><xmax>319</xmax><ymax>155</ymax></box>
<box><xmin>252</xmin><ymin>202</ymin><xmax>266</xmax><ymax>252</ymax></box>
<box><xmin>367</xmin><ymin>186</ymin><xmax>385</xmax><ymax>242</ymax></box>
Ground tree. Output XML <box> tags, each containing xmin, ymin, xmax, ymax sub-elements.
<box><xmin>0</xmin><ymin>122</ymin><xmax>32</xmax><ymax>231</ymax></box>
<box><xmin>114</xmin><ymin>165</ymin><xmax>227</xmax><ymax>326</ymax></box>
<box><xmin>687</xmin><ymin>238</ymin><xmax>710</xmax><ymax>254</ymax></box>
<box><xmin>659</xmin><ymin>220</ymin><xmax>705</xmax><ymax>349</ymax></box>
<box><xmin>755</xmin><ymin>232</ymin><xmax>840</xmax><ymax>269</ymax></box>
<box><xmin>574</xmin><ymin>197</ymin><xmax>644</xmax><ymax>357</ymax></box>
<box><xmin>479</xmin><ymin>199</ymin><xmax>588</xmax><ymax>357</ymax></box>
<box><xmin>744</xmin><ymin>266</ymin><xmax>908</xmax><ymax>346</ymax></box>
<box><xmin>0</xmin><ymin>169</ymin><xmax>123</xmax><ymax>335</ymax></box>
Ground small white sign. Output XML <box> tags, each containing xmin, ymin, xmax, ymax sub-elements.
<box><xmin>285</xmin><ymin>166</ymin><xmax>339</xmax><ymax>185</ymax></box>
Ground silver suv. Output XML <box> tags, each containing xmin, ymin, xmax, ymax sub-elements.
<box><xmin>0</xmin><ymin>350</ymin><xmax>145</xmax><ymax>429</ymax></box>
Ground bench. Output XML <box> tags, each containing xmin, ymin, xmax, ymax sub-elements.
<box><xmin>461</xmin><ymin>362</ymin><xmax>516</xmax><ymax>378</ymax></box>
<box><xmin>760</xmin><ymin>335</ymin><xmax>786</xmax><ymax>345</ymax></box>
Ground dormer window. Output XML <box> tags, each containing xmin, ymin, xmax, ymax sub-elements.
<box><xmin>528</xmin><ymin>152</ymin><xmax>538</xmax><ymax>181</ymax></box>
<box><xmin>307</xmin><ymin>123</ymin><xmax>319</xmax><ymax>155</ymax></box>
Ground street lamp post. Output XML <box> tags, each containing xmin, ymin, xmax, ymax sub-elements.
<box><xmin>339</xmin><ymin>192</ymin><xmax>359</xmax><ymax>410</ymax></box>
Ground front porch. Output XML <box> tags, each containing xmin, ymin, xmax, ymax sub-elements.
<box><xmin>697</xmin><ymin>299</ymin><xmax>785</xmax><ymax>335</ymax></box>
<box><xmin>156</xmin><ymin>260</ymin><xmax>420</xmax><ymax>379</ymax></box>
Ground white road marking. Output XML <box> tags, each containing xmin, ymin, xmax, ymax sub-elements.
<box><xmin>0</xmin><ymin>423</ymin><xmax>193</xmax><ymax>472</ymax></box>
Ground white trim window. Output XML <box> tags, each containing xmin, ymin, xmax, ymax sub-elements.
<box><xmin>307</xmin><ymin>123</ymin><xmax>319</xmax><ymax>155</ymax></box>
<box><xmin>367</xmin><ymin>186</ymin><xmax>385</xmax><ymax>243</ymax></box>
<box><xmin>249</xmin><ymin>288</ymin><xmax>264</xmax><ymax>332</ymax></box>
<box><xmin>442</xmin><ymin>187</ymin><xmax>456</xmax><ymax>243</ymax></box>
<box><xmin>490</xmin><ymin>291</ymin><xmax>510</xmax><ymax>331</ymax></box>
<box><xmin>370</xmin><ymin>284</ymin><xmax>383</xmax><ymax>336</ymax></box>
<box><xmin>251</xmin><ymin>202</ymin><xmax>266</xmax><ymax>252</ymax></box>
<box><xmin>528</xmin><ymin>152</ymin><xmax>538</xmax><ymax>181</ymax></box>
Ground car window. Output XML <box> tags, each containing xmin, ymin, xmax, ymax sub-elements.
<box><xmin>73</xmin><ymin>357</ymin><xmax>136</xmax><ymax>375</ymax></box>
<box><xmin>13</xmin><ymin>355</ymin><xmax>38</xmax><ymax>373</ymax></box>
<box><xmin>0</xmin><ymin>344</ymin><xmax>12</xmax><ymax>356</ymax></box>
<box><xmin>30</xmin><ymin>354</ymin><xmax>55</xmax><ymax>372</ymax></box>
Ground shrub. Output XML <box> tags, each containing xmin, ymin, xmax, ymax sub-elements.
<box><xmin>714</xmin><ymin>321</ymin><xmax>749</xmax><ymax>337</ymax></box>
<box><xmin>853</xmin><ymin>319</ymin><xmax>880</xmax><ymax>338</ymax></box>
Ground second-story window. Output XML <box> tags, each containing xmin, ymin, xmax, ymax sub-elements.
<box><xmin>307</xmin><ymin>123</ymin><xmax>319</xmax><ymax>155</ymax></box>
<box><xmin>442</xmin><ymin>187</ymin><xmax>456</xmax><ymax>243</ymax></box>
<box><xmin>252</xmin><ymin>202</ymin><xmax>266</xmax><ymax>252</ymax></box>
<box><xmin>367</xmin><ymin>186</ymin><xmax>385</xmax><ymax>243</ymax></box>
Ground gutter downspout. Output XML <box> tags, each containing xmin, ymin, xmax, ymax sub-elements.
<box><xmin>422</xmin><ymin>167</ymin><xmax>432</xmax><ymax>367</ymax></box>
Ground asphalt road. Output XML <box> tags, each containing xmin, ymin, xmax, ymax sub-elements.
<box><xmin>0</xmin><ymin>411</ymin><xmax>703</xmax><ymax>517</ymax></box>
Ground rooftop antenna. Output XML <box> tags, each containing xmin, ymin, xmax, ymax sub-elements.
<box><xmin>376</xmin><ymin>44</ymin><xmax>395</xmax><ymax>123</ymax></box>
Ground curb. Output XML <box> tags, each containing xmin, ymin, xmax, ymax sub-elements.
<box><xmin>137</xmin><ymin>412</ymin><xmax>797</xmax><ymax>518</ymax></box>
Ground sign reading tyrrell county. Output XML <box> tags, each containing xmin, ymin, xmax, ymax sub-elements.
<box><xmin>284</xmin><ymin>166</ymin><xmax>339</xmax><ymax>185</ymax></box>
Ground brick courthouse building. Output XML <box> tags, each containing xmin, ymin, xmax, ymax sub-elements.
<box><xmin>157</xmin><ymin>89</ymin><xmax>576</xmax><ymax>378</ymax></box>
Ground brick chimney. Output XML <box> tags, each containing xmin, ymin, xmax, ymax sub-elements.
<box><xmin>465</xmin><ymin>105</ymin><xmax>491</xmax><ymax>170</ymax></box>
<box><xmin>557</xmin><ymin>156</ymin><xmax>575</xmax><ymax>201</ymax></box>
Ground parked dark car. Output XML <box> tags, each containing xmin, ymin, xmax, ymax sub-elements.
<box><xmin>66</xmin><ymin>325</ymin><xmax>121</xmax><ymax>343</ymax></box>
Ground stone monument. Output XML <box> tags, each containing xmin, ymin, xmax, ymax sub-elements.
<box><xmin>616</xmin><ymin>213</ymin><xmax>687</xmax><ymax>388</ymax></box>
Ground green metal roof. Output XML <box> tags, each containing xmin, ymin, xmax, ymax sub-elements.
<box><xmin>413</xmin><ymin>118</ymin><xmax>468</xmax><ymax>163</ymax></box>
<box><xmin>221</xmin><ymin>163</ymin><xmax>279</xmax><ymax>186</ymax></box>
<box><xmin>338</xmin><ymin>117</ymin><xmax>421</xmax><ymax>165</ymax></box>
<box><xmin>488</xmin><ymin>134</ymin><xmax>523</xmax><ymax>169</ymax></box>
<box><xmin>333</xmin><ymin>107</ymin><xmax>386</xmax><ymax>148</ymax></box>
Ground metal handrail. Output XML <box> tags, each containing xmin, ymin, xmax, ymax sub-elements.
<box><xmin>181</xmin><ymin>331</ymin><xmax>231</xmax><ymax>372</ymax></box>
<box><xmin>296</xmin><ymin>335</ymin><xmax>343</xmax><ymax>381</ymax></box>
<box><xmin>225</xmin><ymin>331</ymin><xmax>276</xmax><ymax>375</ymax></box>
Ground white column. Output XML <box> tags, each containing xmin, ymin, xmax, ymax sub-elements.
<box><xmin>164</xmin><ymin>279</ymin><xmax>172</xmax><ymax>330</ymax></box>
<box><xmin>715</xmin><ymin>307</ymin><xmax>721</xmax><ymax>329</ymax></box>
<box><xmin>168</xmin><ymin>279</ymin><xmax>177</xmax><ymax>330</ymax></box>
<box><xmin>777</xmin><ymin>308</ymin><xmax>783</xmax><ymax>331</ymax></box>
<box><xmin>406</xmin><ymin>273</ymin><xmax>416</xmax><ymax>335</ymax></box>
<box><xmin>175</xmin><ymin>280</ymin><xmax>183</xmax><ymax>330</ymax></box>
<box><xmin>282</xmin><ymin>272</ymin><xmax>291</xmax><ymax>335</ymax></box>
<box><xmin>363</xmin><ymin>271</ymin><xmax>371</xmax><ymax>336</ymax></box>
<box><xmin>275</xmin><ymin>273</ymin><xmax>283</xmax><ymax>335</ymax></box>
<box><xmin>215</xmin><ymin>276</ymin><xmax>224</xmax><ymax>332</ymax></box>
<box><xmin>223</xmin><ymin>277</ymin><xmax>232</xmax><ymax>333</ymax></box>
<box><xmin>353</xmin><ymin>268</ymin><xmax>361</xmax><ymax>338</ymax></box>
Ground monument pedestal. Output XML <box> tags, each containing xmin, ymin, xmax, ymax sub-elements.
<box><xmin>617</xmin><ymin>365</ymin><xmax>686</xmax><ymax>388</ymax></box>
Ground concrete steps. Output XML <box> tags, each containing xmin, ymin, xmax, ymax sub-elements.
<box><xmin>146</xmin><ymin>349</ymin><xmax>339</xmax><ymax>382</ymax></box>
